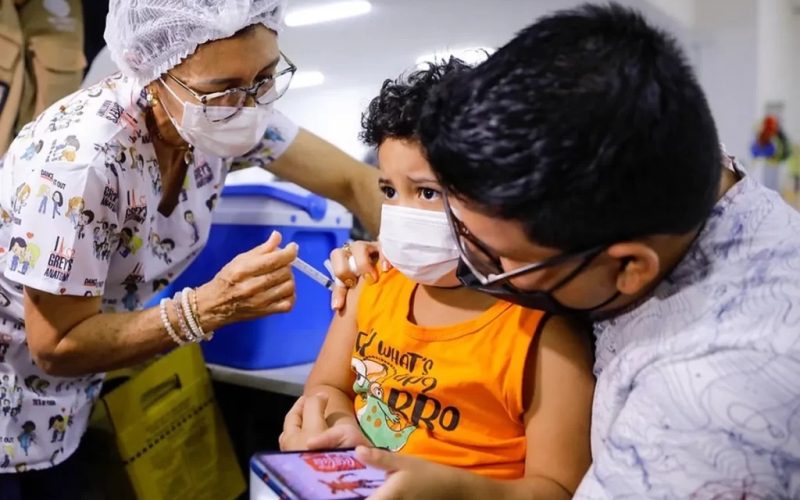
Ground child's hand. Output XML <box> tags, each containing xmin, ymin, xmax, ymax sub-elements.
<box><xmin>355</xmin><ymin>446</ymin><xmax>469</xmax><ymax>500</ymax></box>
<box><xmin>306</xmin><ymin>421</ymin><xmax>372</xmax><ymax>450</ymax></box>
<box><xmin>279</xmin><ymin>395</ymin><xmax>329</xmax><ymax>451</ymax></box>
<box><xmin>279</xmin><ymin>394</ymin><xmax>371</xmax><ymax>451</ymax></box>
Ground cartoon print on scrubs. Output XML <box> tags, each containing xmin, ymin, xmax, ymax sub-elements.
<box><xmin>24</xmin><ymin>376</ymin><xmax>49</xmax><ymax>397</ymax></box>
<box><xmin>92</xmin><ymin>221</ymin><xmax>120</xmax><ymax>261</ymax></box>
<box><xmin>65</xmin><ymin>197</ymin><xmax>85</xmax><ymax>227</ymax></box>
<box><xmin>184</xmin><ymin>210</ymin><xmax>200</xmax><ymax>244</ymax></box>
<box><xmin>0</xmin><ymin>375</ymin><xmax>23</xmax><ymax>420</ymax></box>
<box><xmin>148</xmin><ymin>228</ymin><xmax>175</xmax><ymax>265</ymax></box>
<box><xmin>193</xmin><ymin>160</ymin><xmax>214</xmax><ymax>189</ymax></box>
<box><xmin>205</xmin><ymin>194</ymin><xmax>218</xmax><ymax>212</ymax></box>
<box><xmin>121</xmin><ymin>281</ymin><xmax>139</xmax><ymax>311</ymax></box>
<box><xmin>123</xmin><ymin>189</ymin><xmax>148</xmax><ymax>225</ymax></box>
<box><xmin>17</xmin><ymin>421</ymin><xmax>36</xmax><ymax>456</ymax></box>
<box><xmin>45</xmin><ymin>136</ymin><xmax>81</xmax><ymax>163</ymax></box>
<box><xmin>36</xmin><ymin>185</ymin><xmax>50</xmax><ymax>215</ymax></box>
<box><xmin>147</xmin><ymin>159</ymin><xmax>161</xmax><ymax>196</ymax></box>
<box><xmin>118</xmin><ymin>227</ymin><xmax>143</xmax><ymax>257</ymax></box>
<box><xmin>11</xmin><ymin>184</ymin><xmax>31</xmax><ymax>215</ymax></box>
<box><xmin>9</xmin><ymin>236</ymin><xmax>40</xmax><ymax>275</ymax></box>
<box><xmin>129</xmin><ymin>148</ymin><xmax>145</xmax><ymax>176</ymax></box>
<box><xmin>48</xmin><ymin>100</ymin><xmax>86</xmax><ymax>133</ymax></box>
<box><xmin>0</xmin><ymin>74</ymin><xmax>299</xmax><ymax>472</ymax></box>
<box><xmin>0</xmin><ymin>333</ymin><xmax>10</xmax><ymax>362</ymax></box>
<box><xmin>43</xmin><ymin>237</ymin><xmax>76</xmax><ymax>283</ymax></box>
<box><xmin>0</xmin><ymin>209</ymin><xmax>12</xmax><ymax>230</ymax></box>
<box><xmin>96</xmin><ymin>141</ymin><xmax>129</xmax><ymax>179</ymax></box>
<box><xmin>51</xmin><ymin>191</ymin><xmax>64</xmax><ymax>219</ymax></box>
<box><xmin>231</xmin><ymin>125</ymin><xmax>285</xmax><ymax>170</ymax></box>
<box><xmin>351</xmin><ymin>357</ymin><xmax>416</xmax><ymax>451</ymax></box>
<box><xmin>21</xmin><ymin>140</ymin><xmax>44</xmax><ymax>161</ymax></box>
<box><xmin>1</xmin><ymin>444</ymin><xmax>13</xmax><ymax>468</ymax></box>
<box><xmin>48</xmin><ymin>411</ymin><xmax>72</xmax><ymax>443</ymax></box>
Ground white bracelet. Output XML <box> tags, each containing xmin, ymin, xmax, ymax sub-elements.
<box><xmin>159</xmin><ymin>298</ymin><xmax>185</xmax><ymax>346</ymax></box>
<box><xmin>180</xmin><ymin>287</ymin><xmax>209</xmax><ymax>342</ymax></box>
<box><xmin>172</xmin><ymin>292</ymin><xmax>197</xmax><ymax>343</ymax></box>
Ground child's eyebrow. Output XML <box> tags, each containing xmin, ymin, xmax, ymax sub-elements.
<box><xmin>378</xmin><ymin>177</ymin><xmax>393</xmax><ymax>184</ymax></box>
<box><xmin>406</xmin><ymin>175</ymin><xmax>439</xmax><ymax>184</ymax></box>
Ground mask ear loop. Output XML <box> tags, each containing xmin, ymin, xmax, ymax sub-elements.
<box><xmin>157</xmin><ymin>78</ymin><xmax>186</xmax><ymax>128</ymax></box>
<box><xmin>146</xmin><ymin>82</ymin><xmax>192</xmax><ymax>161</ymax></box>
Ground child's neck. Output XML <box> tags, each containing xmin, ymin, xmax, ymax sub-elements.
<box><xmin>408</xmin><ymin>283</ymin><xmax>498</xmax><ymax>327</ymax></box>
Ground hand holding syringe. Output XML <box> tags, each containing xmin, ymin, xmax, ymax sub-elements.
<box><xmin>291</xmin><ymin>255</ymin><xmax>359</xmax><ymax>292</ymax></box>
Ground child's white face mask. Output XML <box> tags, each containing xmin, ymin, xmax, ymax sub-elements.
<box><xmin>378</xmin><ymin>204</ymin><xmax>460</xmax><ymax>285</ymax></box>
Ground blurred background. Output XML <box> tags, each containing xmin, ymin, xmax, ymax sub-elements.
<box><xmin>82</xmin><ymin>0</ymin><xmax>800</xmax><ymax>202</ymax></box>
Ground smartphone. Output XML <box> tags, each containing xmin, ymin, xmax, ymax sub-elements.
<box><xmin>251</xmin><ymin>448</ymin><xmax>386</xmax><ymax>500</ymax></box>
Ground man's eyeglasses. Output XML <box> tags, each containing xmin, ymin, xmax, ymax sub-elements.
<box><xmin>442</xmin><ymin>192</ymin><xmax>605</xmax><ymax>287</ymax></box>
<box><xmin>165</xmin><ymin>51</ymin><xmax>297</xmax><ymax>122</ymax></box>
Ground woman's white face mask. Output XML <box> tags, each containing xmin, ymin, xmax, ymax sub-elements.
<box><xmin>159</xmin><ymin>78</ymin><xmax>273</xmax><ymax>158</ymax></box>
<box><xmin>378</xmin><ymin>204</ymin><xmax>460</xmax><ymax>286</ymax></box>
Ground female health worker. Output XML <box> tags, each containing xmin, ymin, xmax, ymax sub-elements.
<box><xmin>0</xmin><ymin>0</ymin><xmax>381</xmax><ymax>496</ymax></box>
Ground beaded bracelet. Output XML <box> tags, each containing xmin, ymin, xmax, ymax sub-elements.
<box><xmin>159</xmin><ymin>298</ymin><xmax>185</xmax><ymax>346</ymax></box>
<box><xmin>189</xmin><ymin>288</ymin><xmax>214</xmax><ymax>341</ymax></box>
<box><xmin>172</xmin><ymin>292</ymin><xmax>197</xmax><ymax>343</ymax></box>
<box><xmin>180</xmin><ymin>287</ymin><xmax>211</xmax><ymax>341</ymax></box>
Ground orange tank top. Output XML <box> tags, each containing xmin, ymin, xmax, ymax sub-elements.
<box><xmin>351</xmin><ymin>269</ymin><xmax>546</xmax><ymax>479</ymax></box>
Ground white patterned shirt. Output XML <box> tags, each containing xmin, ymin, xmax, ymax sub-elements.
<box><xmin>575</xmin><ymin>166</ymin><xmax>800</xmax><ymax>498</ymax></box>
<box><xmin>0</xmin><ymin>73</ymin><xmax>298</xmax><ymax>471</ymax></box>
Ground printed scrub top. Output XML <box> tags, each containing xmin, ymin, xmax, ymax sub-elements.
<box><xmin>0</xmin><ymin>73</ymin><xmax>299</xmax><ymax>472</ymax></box>
<box><xmin>575</xmin><ymin>162</ymin><xmax>800</xmax><ymax>499</ymax></box>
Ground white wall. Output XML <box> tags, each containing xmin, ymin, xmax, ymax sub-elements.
<box><xmin>643</xmin><ymin>0</ymin><xmax>696</xmax><ymax>27</ymax></box>
<box><xmin>694</xmin><ymin>0</ymin><xmax>760</xmax><ymax>160</ymax></box>
<box><xmin>756</xmin><ymin>0</ymin><xmax>798</xmax><ymax>134</ymax></box>
<box><xmin>84</xmin><ymin>0</ymin><xmax>800</xmax><ymax>163</ymax></box>
<box><xmin>278</xmin><ymin>84</ymin><xmax>380</xmax><ymax>160</ymax></box>
<box><xmin>275</xmin><ymin>0</ymin><xmax>696</xmax><ymax>162</ymax></box>
<box><xmin>792</xmin><ymin>11</ymin><xmax>800</xmax><ymax>143</ymax></box>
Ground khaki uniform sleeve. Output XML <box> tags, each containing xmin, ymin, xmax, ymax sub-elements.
<box><xmin>0</xmin><ymin>0</ymin><xmax>24</xmax><ymax>155</ymax></box>
<box><xmin>17</xmin><ymin>0</ymin><xmax>86</xmax><ymax>126</ymax></box>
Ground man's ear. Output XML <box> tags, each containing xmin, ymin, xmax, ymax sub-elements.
<box><xmin>606</xmin><ymin>242</ymin><xmax>661</xmax><ymax>295</ymax></box>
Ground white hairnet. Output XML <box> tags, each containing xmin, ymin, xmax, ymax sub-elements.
<box><xmin>105</xmin><ymin>0</ymin><xmax>288</xmax><ymax>84</ymax></box>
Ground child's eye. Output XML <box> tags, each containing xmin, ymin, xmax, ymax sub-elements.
<box><xmin>380</xmin><ymin>186</ymin><xmax>397</xmax><ymax>199</ymax></box>
<box><xmin>419</xmin><ymin>188</ymin><xmax>440</xmax><ymax>201</ymax></box>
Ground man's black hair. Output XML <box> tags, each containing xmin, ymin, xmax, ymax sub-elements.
<box><xmin>419</xmin><ymin>2</ymin><xmax>722</xmax><ymax>251</ymax></box>
<box><xmin>361</xmin><ymin>57</ymin><xmax>472</xmax><ymax>146</ymax></box>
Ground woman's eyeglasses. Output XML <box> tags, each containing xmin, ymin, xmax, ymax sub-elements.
<box><xmin>165</xmin><ymin>51</ymin><xmax>297</xmax><ymax>122</ymax></box>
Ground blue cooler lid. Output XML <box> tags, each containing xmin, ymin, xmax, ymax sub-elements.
<box><xmin>215</xmin><ymin>168</ymin><xmax>352</xmax><ymax>229</ymax></box>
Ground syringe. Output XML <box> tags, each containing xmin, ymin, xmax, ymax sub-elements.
<box><xmin>291</xmin><ymin>257</ymin><xmax>334</xmax><ymax>291</ymax></box>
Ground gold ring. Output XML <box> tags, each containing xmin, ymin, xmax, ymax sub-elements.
<box><xmin>344</xmin><ymin>278</ymin><xmax>357</xmax><ymax>288</ymax></box>
<box><xmin>342</xmin><ymin>242</ymin><xmax>352</xmax><ymax>255</ymax></box>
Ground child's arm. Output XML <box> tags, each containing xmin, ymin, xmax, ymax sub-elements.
<box><xmin>279</xmin><ymin>283</ymin><xmax>369</xmax><ymax>451</ymax></box>
<box><xmin>515</xmin><ymin>314</ymin><xmax>595</xmax><ymax>496</ymax></box>
<box><xmin>353</xmin><ymin>315</ymin><xmax>595</xmax><ymax>499</ymax></box>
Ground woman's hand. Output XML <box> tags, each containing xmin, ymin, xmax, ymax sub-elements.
<box><xmin>280</xmin><ymin>394</ymin><xmax>371</xmax><ymax>451</ymax></box>
<box><xmin>195</xmin><ymin>231</ymin><xmax>298</xmax><ymax>331</ymax></box>
<box><xmin>328</xmin><ymin>240</ymin><xmax>390</xmax><ymax>310</ymax></box>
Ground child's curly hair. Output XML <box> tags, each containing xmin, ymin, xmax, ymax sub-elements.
<box><xmin>360</xmin><ymin>57</ymin><xmax>472</xmax><ymax>147</ymax></box>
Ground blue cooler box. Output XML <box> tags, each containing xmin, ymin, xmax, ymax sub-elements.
<box><xmin>154</xmin><ymin>171</ymin><xmax>351</xmax><ymax>369</ymax></box>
